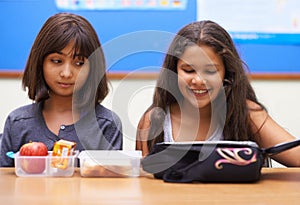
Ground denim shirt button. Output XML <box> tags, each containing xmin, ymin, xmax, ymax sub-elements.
<box><xmin>60</xmin><ymin>125</ymin><xmax>65</xmax><ymax>130</ymax></box>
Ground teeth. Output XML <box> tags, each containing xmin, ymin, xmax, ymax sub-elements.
<box><xmin>193</xmin><ymin>90</ymin><xmax>207</xmax><ymax>94</ymax></box>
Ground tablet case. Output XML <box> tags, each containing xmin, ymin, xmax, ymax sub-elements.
<box><xmin>141</xmin><ymin>140</ymin><xmax>300</xmax><ymax>183</ymax></box>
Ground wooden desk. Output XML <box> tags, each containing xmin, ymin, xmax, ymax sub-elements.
<box><xmin>0</xmin><ymin>168</ymin><xmax>299</xmax><ymax>205</ymax></box>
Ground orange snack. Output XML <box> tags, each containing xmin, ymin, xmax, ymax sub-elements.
<box><xmin>51</xmin><ymin>140</ymin><xmax>76</xmax><ymax>169</ymax></box>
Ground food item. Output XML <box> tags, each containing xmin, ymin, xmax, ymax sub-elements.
<box><xmin>81</xmin><ymin>160</ymin><xmax>132</xmax><ymax>177</ymax></box>
<box><xmin>19</xmin><ymin>141</ymin><xmax>48</xmax><ymax>174</ymax></box>
<box><xmin>51</xmin><ymin>139</ymin><xmax>76</xmax><ymax>169</ymax></box>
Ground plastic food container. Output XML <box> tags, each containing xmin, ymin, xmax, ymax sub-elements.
<box><xmin>14</xmin><ymin>151</ymin><xmax>79</xmax><ymax>177</ymax></box>
<box><xmin>78</xmin><ymin>150</ymin><xmax>142</xmax><ymax>177</ymax></box>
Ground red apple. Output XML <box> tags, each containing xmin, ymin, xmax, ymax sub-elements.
<box><xmin>19</xmin><ymin>141</ymin><xmax>48</xmax><ymax>174</ymax></box>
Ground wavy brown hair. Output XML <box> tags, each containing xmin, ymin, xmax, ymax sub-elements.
<box><xmin>22</xmin><ymin>12</ymin><xmax>108</xmax><ymax>111</ymax></box>
<box><xmin>139</xmin><ymin>20</ymin><xmax>265</xmax><ymax>151</ymax></box>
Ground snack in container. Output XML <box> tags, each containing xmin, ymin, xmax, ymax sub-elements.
<box><xmin>13</xmin><ymin>150</ymin><xmax>79</xmax><ymax>177</ymax></box>
<box><xmin>78</xmin><ymin>150</ymin><xmax>142</xmax><ymax>177</ymax></box>
<box><xmin>51</xmin><ymin>139</ymin><xmax>76</xmax><ymax>169</ymax></box>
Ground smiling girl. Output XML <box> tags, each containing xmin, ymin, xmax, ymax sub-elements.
<box><xmin>136</xmin><ymin>20</ymin><xmax>300</xmax><ymax>167</ymax></box>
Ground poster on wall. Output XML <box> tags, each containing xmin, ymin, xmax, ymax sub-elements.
<box><xmin>196</xmin><ymin>0</ymin><xmax>300</xmax><ymax>76</ymax></box>
<box><xmin>55</xmin><ymin>0</ymin><xmax>187</xmax><ymax>10</ymax></box>
<box><xmin>197</xmin><ymin>0</ymin><xmax>300</xmax><ymax>44</ymax></box>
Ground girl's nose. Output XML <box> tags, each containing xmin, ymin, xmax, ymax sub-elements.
<box><xmin>60</xmin><ymin>63</ymin><xmax>73</xmax><ymax>78</ymax></box>
<box><xmin>191</xmin><ymin>74</ymin><xmax>206</xmax><ymax>85</ymax></box>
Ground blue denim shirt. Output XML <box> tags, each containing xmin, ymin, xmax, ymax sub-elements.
<box><xmin>0</xmin><ymin>102</ymin><xmax>123</xmax><ymax>167</ymax></box>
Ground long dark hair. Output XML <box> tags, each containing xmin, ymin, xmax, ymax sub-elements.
<box><xmin>141</xmin><ymin>20</ymin><xmax>265</xmax><ymax>151</ymax></box>
<box><xmin>22</xmin><ymin>12</ymin><xmax>108</xmax><ymax>110</ymax></box>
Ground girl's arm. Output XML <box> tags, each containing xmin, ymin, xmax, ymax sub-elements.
<box><xmin>249</xmin><ymin>100</ymin><xmax>300</xmax><ymax>167</ymax></box>
<box><xmin>136</xmin><ymin>111</ymin><xmax>151</xmax><ymax>156</ymax></box>
<box><xmin>0</xmin><ymin>117</ymin><xmax>14</xmax><ymax>167</ymax></box>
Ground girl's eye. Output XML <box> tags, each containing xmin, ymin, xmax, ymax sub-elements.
<box><xmin>75</xmin><ymin>61</ymin><xmax>85</xmax><ymax>67</ymax></box>
<box><xmin>181</xmin><ymin>66</ymin><xmax>195</xmax><ymax>73</ymax></box>
<box><xmin>205</xmin><ymin>70</ymin><xmax>217</xmax><ymax>74</ymax></box>
<box><xmin>74</xmin><ymin>56</ymin><xmax>86</xmax><ymax>67</ymax></box>
<box><xmin>51</xmin><ymin>59</ymin><xmax>61</xmax><ymax>64</ymax></box>
<box><xmin>183</xmin><ymin>69</ymin><xmax>195</xmax><ymax>73</ymax></box>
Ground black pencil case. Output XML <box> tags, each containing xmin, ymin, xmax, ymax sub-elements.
<box><xmin>141</xmin><ymin>139</ymin><xmax>300</xmax><ymax>183</ymax></box>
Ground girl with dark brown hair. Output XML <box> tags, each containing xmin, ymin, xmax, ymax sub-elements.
<box><xmin>136</xmin><ymin>20</ymin><xmax>300</xmax><ymax>167</ymax></box>
<box><xmin>0</xmin><ymin>13</ymin><xmax>122</xmax><ymax>167</ymax></box>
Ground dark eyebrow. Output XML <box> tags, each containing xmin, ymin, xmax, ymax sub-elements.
<box><xmin>55</xmin><ymin>51</ymin><xmax>64</xmax><ymax>55</ymax></box>
<box><xmin>51</xmin><ymin>50</ymin><xmax>66</xmax><ymax>56</ymax></box>
<box><xmin>180</xmin><ymin>62</ymin><xmax>194</xmax><ymax>67</ymax></box>
<box><xmin>205</xmin><ymin>63</ymin><xmax>220</xmax><ymax>68</ymax></box>
<box><xmin>52</xmin><ymin>51</ymin><xmax>85</xmax><ymax>59</ymax></box>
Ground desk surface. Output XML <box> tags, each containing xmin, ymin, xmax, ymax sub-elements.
<box><xmin>0</xmin><ymin>168</ymin><xmax>300</xmax><ymax>205</ymax></box>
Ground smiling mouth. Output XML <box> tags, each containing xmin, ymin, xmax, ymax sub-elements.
<box><xmin>192</xmin><ymin>89</ymin><xmax>208</xmax><ymax>94</ymax></box>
